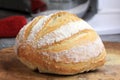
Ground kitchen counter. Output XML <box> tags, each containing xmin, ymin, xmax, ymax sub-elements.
<box><xmin>0</xmin><ymin>34</ymin><xmax>120</xmax><ymax>50</ymax></box>
<box><xmin>0</xmin><ymin>41</ymin><xmax>120</xmax><ymax>80</ymax></box>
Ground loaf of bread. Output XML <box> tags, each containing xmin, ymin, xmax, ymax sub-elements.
<box><xmin>15</xmin><ymin>11</ymin><xmax>106</xmax><ymax>75</ymax></box>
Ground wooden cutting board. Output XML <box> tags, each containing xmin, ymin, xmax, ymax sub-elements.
<box><xmin>0</xmin><ymin>42</ymin><xmax>120</xmax><ymax>80</ymax></box>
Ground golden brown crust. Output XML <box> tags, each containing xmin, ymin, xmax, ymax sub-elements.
<box><xmin>35</xmin><ymin>11</ymin><xmax>81</xmax><ymax>41</ymax></box>
<box><xmin>17</xmin><ymin>43</ymin><xmax>106</xmax><ymax>75</ymax></box>
<box><xmin>16</xmin><ymin>11</ymin><xmax>106</xmax><ymax>75</ymax></box>
<box><xmin>24</xmin><ymin>16</ymin><xmax>43</xmax><ymax>40</ymax></box>
<box><xmin>38</xmin><ymin>29</ymin><xmax>98</xmax><ymax>52</ymax></box>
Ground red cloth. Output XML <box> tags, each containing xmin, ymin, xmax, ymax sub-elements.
<box><xmin>0</xmin><ymin>16</ymin><xmax>27</xmax><ymax>38</ymax></box>
<box><xmin>31</xmin><ymin>0</ymin><xmax>47</xmax><ymax>13</ymax></box>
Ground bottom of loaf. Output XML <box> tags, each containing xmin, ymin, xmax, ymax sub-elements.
<box><xmin>17</xmin><ymin>47</ymin><xmax>106</xmax><ymax>75</ymax></box>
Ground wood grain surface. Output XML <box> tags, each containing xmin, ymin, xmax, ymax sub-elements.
<box><xmin>0</xmin><ymin>42</ymin><xmax>120</xmax><ymax>80</ymax></box>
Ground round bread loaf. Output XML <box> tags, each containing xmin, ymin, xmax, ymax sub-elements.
<box><xmin>15</xmin><ymin>11</ymin><xmax>106</xmax><ymax>75</ymax></box>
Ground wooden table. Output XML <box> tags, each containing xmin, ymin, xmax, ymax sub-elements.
<box><xmin>0</xmin><ymin>42</ymin><xmax>120</xmax><ymax>80</ymax></box>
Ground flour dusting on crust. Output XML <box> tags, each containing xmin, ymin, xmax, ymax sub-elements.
<box><xmin>39</xmin><ymin>37</ymin><xmax>104</xmax><ymax>63</ymax></box>
<box><xmin>37</xmin><ymin>20</ymin><xmax>93</xmax><ymax>47</ymax></box>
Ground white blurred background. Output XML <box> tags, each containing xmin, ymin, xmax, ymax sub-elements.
<box><xmin>88</xmin><ymin>0</ymin><xmax>120</xmax><ymax>35</ymax></box>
